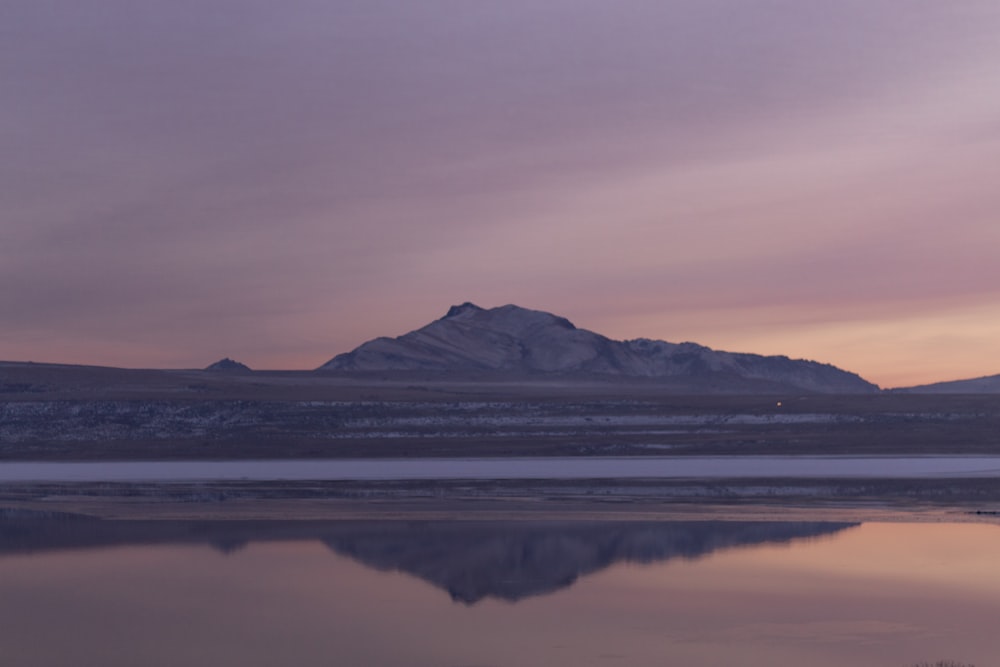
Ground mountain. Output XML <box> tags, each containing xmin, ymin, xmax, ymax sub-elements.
<box><xmin>204</xmin><ymin>358</ymin><xmax>252</xmax><ymax>373</ymax></box>
<box><xmin>893</xmin><ymin>373</ymin><xmax>1000</xmax><ymax>394</ymax></box>
<box><xmin>319</xmin><ymin>303</ymin><xmax>879</xmax><ymax>393</ymax></box>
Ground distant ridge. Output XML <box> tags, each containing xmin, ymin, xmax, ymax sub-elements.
<box><xmin>319</xmin><ymin>303</ymin><xmax>879</xmax><ymax>394</ymax></box>
<box><xmin>204</xmin><ymin>358</ymin><xmax>252</xmax><ymax>373</ymax></box>
<box><xmin>893</xmin><ymin>373</ymin><xmax>1000</xmax><ymax>394</ymax></box>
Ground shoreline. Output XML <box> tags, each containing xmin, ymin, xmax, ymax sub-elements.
<box><xmin>5</xmin><ymin>476</ymin><xmax>1000</xmax><ymax>522</ymax></box>
<box><xmin>5</xmin><ymin>455</ymin><xmax>1000</xmax><ymax>482</ymax></box>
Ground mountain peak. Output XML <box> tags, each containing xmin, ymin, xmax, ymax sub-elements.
<box><xmin>444</xmin><ymin>302</ymin><xmax>484</xmax><ymax>319</ymax></box>
<box><xmin>444</xmin><ymin>303</ymin><xmax>576</xmax><ymax>330</ymax></box>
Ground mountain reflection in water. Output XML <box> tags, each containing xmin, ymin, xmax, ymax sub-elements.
<box><xmin>0</xmin><ymin>510</ymin><xmax>855</xmax><ymax>603</ymax></box>
<box><xmin>322</xmin><ymin>521</ymin><xmax>857</xmax><ymax>603</ymax></box>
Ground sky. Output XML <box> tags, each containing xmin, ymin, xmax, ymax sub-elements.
<box><xmin>3</xmin><ymin>1</ymin><xmax>1000</xmax><ymax>387</ymax></box>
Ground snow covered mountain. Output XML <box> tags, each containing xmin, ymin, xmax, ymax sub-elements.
<box><xmin>319</xmin><ymin>303</ymin><xmax>879</xmax><ymax>393</ymax></box>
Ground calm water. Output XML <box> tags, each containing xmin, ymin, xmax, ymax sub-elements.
<box><xmin>0</xmin><ymin>516</ymin><xmax>997</xmax><ymax>666</ymax></box>
<box><xmin>5</xmin><ymin>455</ymin><xmax>1000</xmax><ymax>481</ymax></box>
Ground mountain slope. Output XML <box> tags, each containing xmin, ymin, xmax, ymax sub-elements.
<box><xmin>893</xmin><ymin>373</ymin><xmax>1000</xmax><ymax>394</ymax></box>
<box><xmin>319</xmin><ymin>303</ymin><xmax>879</xmax><ymax>393</ymax></box>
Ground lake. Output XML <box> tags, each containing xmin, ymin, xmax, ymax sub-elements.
<box><xmin>5</xmin><ymin>455</ymin><xmax>1000</xmax><ymax>481</ymax></box>
<box><xmin>0</xmin><ymin>515</ymin><xmax>995</xmax><ymax>666</ymax></box>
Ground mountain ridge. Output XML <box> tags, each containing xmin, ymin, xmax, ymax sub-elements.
<box><xmin>320</xmin><ymin>303</ymin><xmax>879</xmax><ymax>394</ymax></box>
<box><xmin>893</xmin><ymin>373</ymin><xmax>1000</xmax><ymax>394</ymax></box>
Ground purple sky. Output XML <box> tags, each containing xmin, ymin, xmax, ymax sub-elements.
<box><xmin>4</xmin><ymin>1</ymin><xmax>999</xmax><ymax>387</ymax></box>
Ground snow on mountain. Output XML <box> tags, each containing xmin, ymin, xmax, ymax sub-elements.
<box><xmin>319</xmin><ymin>303</ymin><xmax>879</xmax><ymax>393</ymax></box>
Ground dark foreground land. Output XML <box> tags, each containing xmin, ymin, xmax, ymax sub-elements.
<box><xmin>3</xmin><ymin>361</ymin><xmax>1000</xmax><ymax>519</ymax></box>
<box><xmin>1</xmin><ymin>361</ymin><xmax>999</xmax><ymax>460</ymax></box>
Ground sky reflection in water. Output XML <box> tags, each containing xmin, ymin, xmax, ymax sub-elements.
<box><xmin>0</xmin><ymin>519</ymin><xmax>996</xmax><ymax>666</ymax></box>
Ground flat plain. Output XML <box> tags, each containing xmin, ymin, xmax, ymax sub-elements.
<box><xmin>3</xmin><ymin>361</ymin><xmax>1000</xmax><ymax>519</ymax></box>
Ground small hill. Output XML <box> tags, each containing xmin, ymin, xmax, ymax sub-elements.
<box><xmin>204</xmin><ymin>358</ymin><xmax>252</xmax><ymax>373</ymax></box>
<box><xmin>319</xmin><ymin>303</ymin><xmax>879</xmax><ymax>394</ymax></box>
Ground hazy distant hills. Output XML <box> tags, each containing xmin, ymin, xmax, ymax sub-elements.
<box><xmin>893</xmin><ymin>374</ymin><xmax>1000</xmax><ymax>394</ymax></box>
<box><xmin>5</xmin><ymin>302</ymin><xmax>996</xmax><ymax>396</ymax></box>
<box><xmin>320</xmin><ymin>303</ymin><xmax>879</xmax><ymax>394</ymax></box>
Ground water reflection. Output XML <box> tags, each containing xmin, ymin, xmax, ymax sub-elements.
<box><xmin>0</xmin><ymin>511</ymin><xmax>853</xmax><ymax>603</ymax></box>
<box><xmin>0</xmin><ymin>513</ymin><xmax>997</xmax><ymax>667</ymax></box>
<box><xmin>321</xmin><ymin>520</ymin><xmax>856</xmax><ymax>603</ymax></box>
